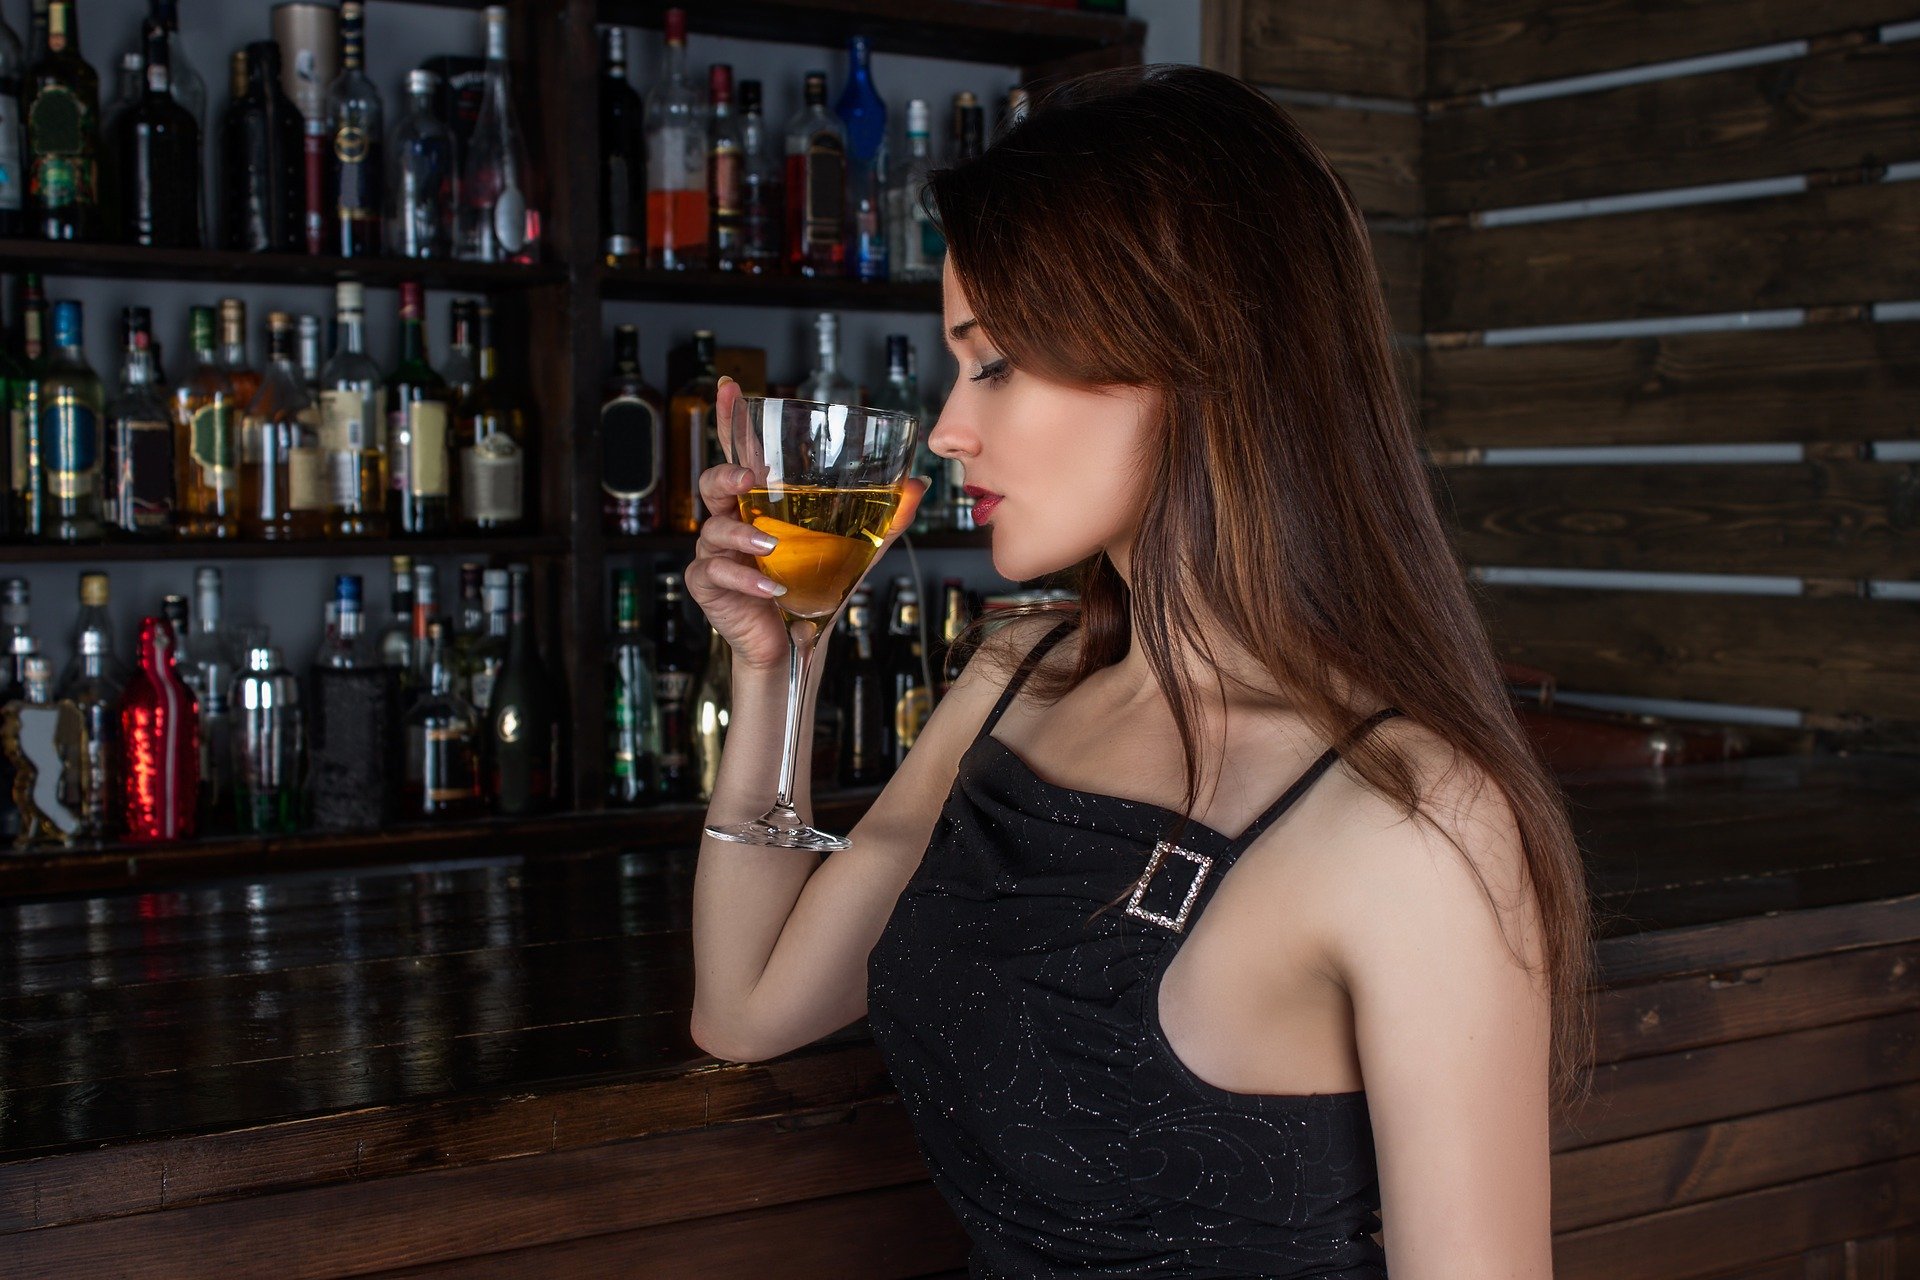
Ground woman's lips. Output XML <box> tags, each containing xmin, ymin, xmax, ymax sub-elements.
<box><xmin>964</xmin><ymin>485</ymin><xmax>1003</xmax><ymax>523</ymax></box>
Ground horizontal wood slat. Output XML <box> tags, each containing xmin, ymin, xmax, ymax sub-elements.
<box><xmin>1553</xmin><ymin>1150</ymin><xmax>1920</xmax><ymax>1280</ymax></box>
<box><xmin>1595</xmin><ymin>893</ymin><xmax>1920</xmax><ymax>986</ymax></box>
<box><xmin>1242</xmin><ymin>0</ymin><xmax>1425</xmax><ymax>98</ymax></box>
<box><xmin>1562</xmin><ymin>1010</ymin><xmax>1920</xmax><ymax>1151</ymax></box>
<box><xmin>1428</xmin><ymin>0</ymin><xmax>1920</xmax><ymax>97</ymax></box>
<box><xmin>0</xmin><ymin>1100</ymin><xmax>929</xmax><ymax>1278</ymax></box>
<box><xmin>1477</xmin><ymin>585</ymin><xmax>1920</xmax><ymax>719</ymax></box>
<box><xmin>1370</xmin><ymin>223</ymin><xmax>1422</xmax><ymax>334</ymax></box>
<box><xmin>1423</xmin><ymin>320</ymin><xmax>1920</xmax><ymax>450</ymax></box>
<box><xmin>1428</xmin><ymin>41</ymin><xmax>1920</xmax><ymax>215</ymax></box>
<box><xmin>371</xmin><ymin>1181</ymin><xmax>969</xmax><ymax>1280</ymax></box>
<box><xmin>1441</xmin><ymin>461</ymin><xmax>1920</xmax><ymax>578</ymax></box>
<box><xmin>1280</xmin><ymin>98</ymin><xmax>1422</xmax><ymax>218</ymax></box>
<box><xmin>1427</xmin><ymin>179</ymin><xmax>1920</xmax><ymax>331</ymax></box>
<box><xmin>1553</xmin><ymin>1078</ymin><xmax>1920</xmax><ymax>1231</ymax></box>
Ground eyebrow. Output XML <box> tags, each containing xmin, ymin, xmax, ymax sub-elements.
<box><xmin>948</xmin><ymin>318</ymin><xmax>979</xmax><ymax>344</ymax></box>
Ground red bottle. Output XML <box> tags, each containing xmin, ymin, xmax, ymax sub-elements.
<box><xmin>120</xmin><ymin>616</ymin><xmax>202</xmax><ymax>842</ymax></box>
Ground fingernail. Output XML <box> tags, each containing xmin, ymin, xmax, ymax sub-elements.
<box><xmin>758</xmin><ymin>577</ymin><xmax>787</xmax><ymax>597</ymax></box>
<box><xmin>718</xmin><ymin>374</ymin><xmax>736</xmax><ymax>390</ymax></box>
<box><xmin>749</xmin><ymin>532</ymin><xmax>778</xmax><ymax>552</ymax></box>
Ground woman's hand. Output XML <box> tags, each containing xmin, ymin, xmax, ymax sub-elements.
<box><xmin>685</xmin><ymin>376</ymin><xmax>929</xmax><ymax>674</ymax></box>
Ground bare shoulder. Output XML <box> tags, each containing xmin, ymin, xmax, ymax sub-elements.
<box><xmin>952</xmin><ymin>611</ymin><xmax>1079</xmax><ymax>698</ymax></box>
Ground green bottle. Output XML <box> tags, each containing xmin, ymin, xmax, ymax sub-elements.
<box><xmin>483</xmin><ymin>563</ymin><xmax>560</xmax><ymax>814</ymax></box>
<box><xmin>26</xmin><ymin>0</ymin><xmax>101</xmax><ymax>241</ymax></box>
<box><xmin>41</xmin><ymin>297</ymin><xmax>103</xmax><ymax>541</ymax></box>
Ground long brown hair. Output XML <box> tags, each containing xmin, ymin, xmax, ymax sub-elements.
<box><xmin>926</xmin><ymin>64</ymin><xmax>1596</xmax><ymax>1117</ymax></box>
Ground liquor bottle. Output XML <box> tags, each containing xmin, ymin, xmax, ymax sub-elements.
<box><xmin>6</xmin><ymin>278</ymin><xmax>43</xmax><ymax>538</ymax></box>
<box><xmin>935</xmin><ymin>577</ymin><xmax>973</xmax><ymax>700</ymax></box>
<box><xmin>218</xmin><ymin>297</ymin><xmax>260</xmax><ymax>408</ymax></box>
<box><xmin>309</xmin><ymin>573</ymin><xmax>396</xmax><ymax>831</ymax></box>
<box><xmin>1</xmin><ymin>654</ymin><xmax>87</xmax><ymax>846</ymax></box>
<box><xmin>2</xmin><ymin>579</ymin><xmax>32</xmax><ymax>688</ymax></box>
<box><xmin>41</xmin><ymin>298</ymin><xmax>104</xmax><ymax>542</ymax></box>
<box><xmin>181</xmin><ymin>565</ymin><xmax>234</xmax><ymax>828</ymax></box>
<box><xmin>118</xmin><ymin>613</ymin><xmax>198</xmax><ymax>841</ymax></box>
<box><xmin>643</xmin><ymin>7</ymin><xmax>706</xmax><ymax>271</ymax></box>
<box><xmin>239</xmin><ymin>310</ymin><xmax>323</xmax><ymax>540</ymax></box>
<box><xmin>691</xmin><ymin>623</ymin><xmax>729</xmax><ymax>802</ymax></box>
<box><xmin>408</xmin><ymin>560</ymin><xmax>439</xmax><ymax>690</ymax></box>
<box><xmin>454</xmin><ymin>300</ymin><xmax>526</xmax><ymax>531</ymax></box>
<box><xmin>159</xmin><ymin>591</ymin><xmax>185</xmax><ymax>648</ymax></box>
<box><xmin>377</xmin><ymin>554</ymin><xmax>414</xmax><ymax>675</ymax></box>
<box><xmin>484</xmin><ymin>563</ymin><xmax>559</xmax><ymax>814</ymax></box>
<box><xmin>459</xmin><ymin>6</ymin><xmax>539</xmax><ymax>264</ymax></box>
<box><xmin>323</xmin><ymin>0</ymin><xmax>381</xmax><ymax>258</ymax></box>
<box><xmin>26</xmin><ymin>0</ymin><xmax>100</xmax><ymax>241</ymax></box>
<box><xmin>605</xmin><ymin>567</ymin><xmax>656</xmax><ymax>806</ymax></box>
<box><xmin>319</xmin><ymin>281</ymin><xmax>387</xmax><ymax>537</ymax></box>
<box><xmin>736</xmin><ymin>79</ymin><xmax>781</xmax><ymax>276</ymax></box>
<box><xmin>221</xmin><ymin>41</ymin><xmax>301</xmax><ymax>252</ymax></box>
<box><xmin>706</xmin><ymin>63</ymin><xmax>742</xmax><ymax>271</ymax></box>
<box><xmin>386</xmin><ymin>280</ymin><xmax>452</xmax><ymax>534</ymax></box>
<box><xmin>103</xmin><ymin>47</ymin><xmax>138</xmax><ymax>138</ymax></box>
<box><xmin>466</xmin><ymin>566</ymin><xmax>509</xmax><ymax>715</ymax></box>
<box><xmin>601</xmin><ymin>323</ymin><xmax>664</xmax><ymax>535</ymax></box>
<box><xmin>232</xmin><ymin>643</ymin><xmax>302</xmax><ymax>833</ymax></box>
<box><xmin>292</xmin><ymin>313</ymin><xmax>320</xmax><ymax>394</ymax></box>
<box><xmin>148</xmin><ymin>0</ymin><xmax>204</xmax><ymax>136</ymax></box>
<box><xmin>401</xmin><ymin>619</ymin><xmax>482</xmax><ymax>818</ymax></box>
<box><xmin>836</xmin><ymin>36</ymin><xmax>887</xmax><ymax>283</ymax></box>
<box><xmin>886</xmin><ymin>98</ymin><xmax>942</xmax><ymax>284</ymax></box>
<box><xmin>598</xmin><ymin>26</ymin><xmax>644</xmax><ymax>268</ymax></box>
<box><xmin>386</xmin><ymin>69</ymin><xmax>453</xmax><ymax>259</ymax></box>
<box><xmin>104</xmin><ymin>304</ymin><xmax>173</xmax><ymax>537</ymax></box>
<box><xmin>113</xmin><ymin>15</ymin><xmax>199</xmax><ymax>248</ymax></box>
<box><xmin>951</xmin><ymin>91</ymin><xmax>985</xmax><ymax>164</ymax></box>
<box><xmin>833</xmin><ymin>586</ymin><xmax>886</xmax><ymax>786</ymax></box>
<box><xmin>871</xmin><ymin>333</ymin><xmax>942</xmax><ymax>531</ymax></box>
<box><xmin>272</xmin><ymin>1</ymin><xmax>337</xmax><ymax>256</ymax></box>
<box><xmin>650</xmin><ymin>570</ymin><xmax>698</xmax><ymax>801</ymax></box>
<box><xmin>883</xmin><ymin>576</ymin><xmax>930</xmax><ymax>769</ymax></box>
<box><xmin>797</xmin><ymin>311</ymin><xmax>855</xmax><ymax>404</ymax></box>
<box><xmin>171</xmin><ymin>304</ymin><xmax>239</xmax><ymax>537</ymax></box>
<box><xmin>447</xmin><ymin>560</ymin><xmax>484</xmax><ymax>702</ymax></box>
<box><xmin>60</xmin><ymin>618</ymin><xmax>118</xmax><ymax>836</ymax></box>
<box><xmin>665</xmin><ymin>328</ymin><xmax>717</xmax><ymax>534</ymax></box>
<box><xmin>0</xmin><ymin>9</ymin><xmax>26</xmax><ymax>236</ymax></box>
<box><xmin>441</xmin><ymin>297</ymin><xmax>476</xmax><ymax>402</ymax></box>
<box><xmin>62</xmin><ymin>570</ymin><xmax>128</xmax><ymax>690</ymax></box>
<box><xmin>784</xmin><ymin>71</ymin><xmax>845</xmax><ymax>278</ymax></box>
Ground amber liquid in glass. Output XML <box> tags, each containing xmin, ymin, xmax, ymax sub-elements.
<box><xmin>739</xmin><ymin>484</ymin><xmax>902</xmax><ymax>620</ymax></box>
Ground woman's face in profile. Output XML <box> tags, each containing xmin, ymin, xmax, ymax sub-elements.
<box><xmin>928</xmin><ymin>257</ymin><xmax>1163</xmax><ymax>582</ymax></box>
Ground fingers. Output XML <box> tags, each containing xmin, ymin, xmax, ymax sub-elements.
<box><xmin>697</xmin><ymin>508</ymin><xmax>778</xmax><ymax>560</ymax></box>
<box><xmin>882</xmin><ymin>475</ymin><xmax>931</xmax><ymax>543</ymax></box>
<box><xmin>699</xmin><ymin>461</ymin><xmax>755</xmax><ymax>515</ymax></box>
<box><xmin>687</xmin><ymin>553</ymin><xmax>787</xmax><ymax>600</ymax></box>
<box><xmin>716</xmin><ymin>377</ymin><xmax>742</xmax><ymax>465</ymax></box>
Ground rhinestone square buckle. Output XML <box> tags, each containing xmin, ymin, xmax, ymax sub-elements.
<box><xmin>1125</xmin><ymin>841</ymin><xmax>1214</xmax><ymax>933</ymax></box>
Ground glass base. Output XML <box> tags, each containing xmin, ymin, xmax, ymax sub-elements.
<box><xmin>705</xmin><ymin>809</ymin><xmax>850</xmax><ymax>852</ymax></box>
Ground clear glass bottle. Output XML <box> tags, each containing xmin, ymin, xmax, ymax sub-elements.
<box><xmin>295</xmin><ymin>313</ymin><xmax>322</xmax><ymax>395</ymax></box>
<box><xmin>309</xmin><ymin>573</ymin><xmax>396</xmax><ymax>832</ymax></box>
<box><xmin>736</xmin><ymin>78</ymin><xmax>782</xmax><ymax>276</ymax></box>
<box><xmin>402</xmin><ymin>619</ymin><xmax>482</xmax><ymax>819</ymax></box>
<box><xmin>232</xmin><ymin>643</ymin><xmax>303</xmax><ymax>833</ymax></box>
<box><xmin>836</xmin><ymin>36</ymin><xmax>887</xmax><ymax>283</ymax></box>
<box><xmin>387</xmin><ymin>68</ymin><xmax>453</xmax><ymax>259</ymax></box>
<box><xmin>605</xmin><ymin>568</ymin><xmax>657</xmax><ymax>807</ymax></box>
<box><xmin>40</xmin><ymin>298</ymin><xmax>105</xmax><ymax>542</ymax></box>
<box><xmin>171</xmin><ymin>304</ymin><xmax>239</xmax><ymax>537</ymax></box>
<box><xmin>467</xmin><ymin>566</ymin><xmax>509</xmax><ymax>716</ymax></box>
<box><xmin>182</xmin><ymin>565</ymin><xmax>235</xmax><ymax>829</ymax></box>
<box><xmin>377</xmin><ymin>554</ymin><xmax>415</xmax><ymax>676</ymax></box>
<box><xmin>643</xmin><ymin>6</ymin><xmax>706</xmax><ymax>270</ymax></box>
<box><xmin>458</xmin><ymin>5</ymin><xmax>538</xmax><ymax>264</ymax></box>
<box><xmin>319</xmin><ymin>280</ymin><xmax>388</xmax><ymax>537</ymax></box>
<box><xmin>783</xmin><ymin>71</ymin><xmax>845</xmax><ymax>278</ymax></box>
<box><xmin>58</xmin><ymin>615</ymin><xmax>120</xmax><ymax>838</ymax></box>
<box><xmin>0</xmin><ymin>654</ymin><xmax>88</xmax><ymax>846</ymax></box>
<box><xmin>441</xmin><ymin>297</ymin><xmax>476</xmax><ymax>402</ymax></box>
<box><xmin>706</xmin><ymin>62</ymin><xmax>741</xmax><ymax>271</ymax></box>
<box><xmin>797</xmin><ymin>311</ymin><xmax>855</xmax><ymax>404</ymax></box>
<box><xmin>104</xmin><ymin>304</ymin><xmax>173</xmax><ymax>538</ymax></box>
<box><xmin>870</xmin><ymin>334</ymin><xmax>945</xmax><ymax>531</ymax></box>
<box><xmin>239</xmin><ymin>310</ymin><xmax>323</xmax><ymax>540</ymax></box>
<box><xmin>453</xmin><ymin>299</ymin><xmax>525</xmax><ymax>531</ymax></box>
<box><xmin>598</xmin><ymin>25</ymin><xmax>644</xmax><ymax>268</ymax></box>
<box><xmin>323</xmin><ymin>0</ymin><xmax>381</xmax><ymax>257</ymax></box>
<box><xmin>886</xmin><ymin>98</ymin><xmax>942</xmax><ymax>284</ymax></box>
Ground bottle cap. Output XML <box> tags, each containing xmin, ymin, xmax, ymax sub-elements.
<box><xmin>407</xmin><ymin>67</ymin><xmax>437</xmax><ymax>94</ymax></box>
<box><xmin>80</xmin><ymin>573</ymin><xmax>109</xmax><ymax>607</ymax></box>
<box><xmin>335</xmin><ymin>574</ymin><xmax>363</xmax><ymax>605</ymax></box>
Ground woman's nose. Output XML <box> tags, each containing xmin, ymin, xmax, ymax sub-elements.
<box><xmin>927</xmin><ymin>406</ymin><xmax>976</xmax><ymax>461</ymax></box>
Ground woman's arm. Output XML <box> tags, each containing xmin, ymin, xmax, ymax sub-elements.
<box><xmin>1320</xmin><ymin>731</ymin><xmax>1557</xmax><ymax>1278</ymax></box>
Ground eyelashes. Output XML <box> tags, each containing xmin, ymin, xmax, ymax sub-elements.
<box><xmin>970</xmin><ymin>358</ymin><xmax>1012</xmax><ymax>386</ymax></box>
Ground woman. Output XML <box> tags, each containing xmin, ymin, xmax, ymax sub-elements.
<box><xmin>688</xmin><ymin>63</ymin><xmax>1593</xmax><ymax>1278</ymax></box>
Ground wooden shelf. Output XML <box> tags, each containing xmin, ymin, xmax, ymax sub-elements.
<box><xmin>0</xmin><ymin>238</ymin><xmax>566</xmax><ymax>290</ymax></box>
<box><xmin>0</xmin><ymin>790</ymin><xmax>883</xmax><ymax>896</ymax></box>
<box><xmin>0</xmin><ymin>534</ymin><xmax>571</xmax><ymax>563</ymax></box>
<box><xmin>601</xmin><ymin>266</ymin><xmax>942</xmax><ymax>313</ymax></box>
<box><xmin>599</xmin><ymin>0</ymin><xmax>1144</xmax><ymax>68</ymax></box>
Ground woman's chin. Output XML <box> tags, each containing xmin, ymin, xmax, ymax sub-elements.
<box><xmin>988</xmin><ymin>529</ymin><xmax>1086</xmax><ymax>586</ymax></box>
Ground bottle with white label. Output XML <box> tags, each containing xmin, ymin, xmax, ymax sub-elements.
<box><xmin>453</xmin><ymin>299</ymin><xmax>525</xmax><ymax>531</ymax></box>
<box><xmin>385</xmin><ymin>279</ymin><xmax>451</xmax><ymax>535</ymax></box>
<box><xmin>240</xmin><ymin>310</ymin><xmax>323</xmax><ymax>539</ymax></box>
<box><xmin>319</xmin><ymin>280</ymin><xmax>388</xmax><ymax>537</ymax></box>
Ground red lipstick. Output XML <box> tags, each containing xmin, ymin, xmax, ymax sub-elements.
<box><xmin>964</xmin><ymin>484</ymin><xmax>1003</xmax><ymax>523</ymax></box>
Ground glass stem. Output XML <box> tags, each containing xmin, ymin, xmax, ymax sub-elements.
<box><xmin>771</xmin><ymin>619</ymin><xmax>818</xmax><ymax>814</ymax></box>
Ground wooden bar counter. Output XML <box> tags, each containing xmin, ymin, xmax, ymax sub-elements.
<box><xmin>2</xmin><ymin>752</ymin><xmax>1917</xmax><ymax>1278</ymax></box>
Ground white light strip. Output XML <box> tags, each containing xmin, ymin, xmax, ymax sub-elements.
<box><xmin>1475</xmin><ymin>566</ymin><xmax>1805</xmax><ymax>594</ymax></box>
<box><xmin>1541</xmin><ymin>689</ymin><xmax>1806</xmax><ymax>728</ymax></box>
<box><xmin>1481</xmin><ymin>40</ymin><xmax>1807</xmax><ymax>106</ymax></box>
<box><xmin>1873</xmin><ymin>300</ymin><xmax>1920</xmax><ymax>321</ymax></box>
<box><xmin>1479</xmin><ymin>443</ymin><xmax>1804</xmax><ymax>465</ymax></box>
<box><xmin>1881</xmin><ymin>18</ymin><xmax>1920</xmax><ymax>42</ymax></box>
<box><xmin>1883</xmin><ymin>160</ymin><xmax>1920</xmax><ymax>183</ymax></box>
<box><xmin>1868</xmin><ymin>580</ymin><xmax>1920</xmax><ymax>600</ymax></box>
<box><xmin>1482</xmin><ymin>308</ymin><xmax>1804</xmax><ymax>346</ymax></box>
<box><xmin>1870</xmin><ymin>442</ymin><xmax>1920</xmax><ymax>461</ymax></box>
<box><xmin>1478</xmin><ymin>175</ymin><xmax>1806</xmax><ymax>226</ymax></box>
<box><xmin>1259</xmin><ymin>85</ymin><xmax>1420</xmax><ymax>115</ymax></box>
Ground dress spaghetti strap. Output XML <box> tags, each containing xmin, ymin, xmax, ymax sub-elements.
<box><xmin>979</xmin><ymin>617</ymin><xmax>1076</xmax><ymax>735</ymax></box>
<box><xmin>1226</xmin><ymin>706</ymin><xmax>1406</xmax><ymax>854</ymax></box>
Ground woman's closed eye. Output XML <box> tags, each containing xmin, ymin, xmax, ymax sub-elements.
<box><xmin>970</xmin><ymin>358</ymin><xmax>1012</xmax><ymax>386</ymax></box>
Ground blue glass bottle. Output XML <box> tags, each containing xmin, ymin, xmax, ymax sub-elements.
<box><xmin>835</xmin><ymin>35</ymin><xmax>887</xmax><ymax>282</ymax></box>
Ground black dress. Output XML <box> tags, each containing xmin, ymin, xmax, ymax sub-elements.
<box><xmin>867</xmin><ymin>621</ymin><xmax>1403</xmax><ymax>1279</ymax></box>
